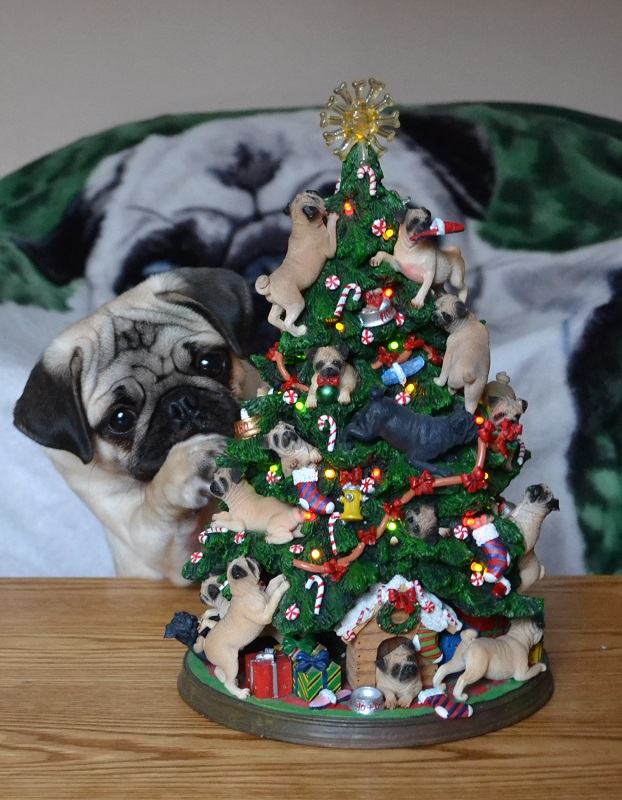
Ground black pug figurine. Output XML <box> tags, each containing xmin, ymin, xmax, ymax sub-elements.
<box><xmin>342</xmin><ymin>388</ymin><xmax>477</xmax><ymax>475</ymax></box>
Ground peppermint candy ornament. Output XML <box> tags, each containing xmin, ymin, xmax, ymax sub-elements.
<box><xmin>289</xmin><ymin>543</ymin><xmax>304</xmax><ymax>555</ymax></box>
<box><xmin>394</xmin><ymin>312</ymin><xmax>405</xmax><ymax>327</ymax></box>
<box><xmin>453</xmin><ymin>525</ymin><xmax>470</xmax><ymax>540</ymax></box>
<box><xmin>234</xmin><ymin>531</ymin><xmax>246</xmax><ymax>545</ymax></box>
<box><xmin>372</xmin><ymin>218</ymin><xmax>388</xmax><ymax>237</ymax></box>
<box><xmin>471</xmin><ymin>571</ymin><xmax>484</xmax><ymax>587</ymax></box>
<box><xmin>395</xmin><ymin>391</ymin><xmax>411</xmax><ymax>406</ymax></box>
<box><xmin>283</xmin><ymin>389</ymin><xmax>299</xmax><ymax>405</ymax></box>
<box><xmin>325</xmin><ymin>274</ymin><xmax>341</xmax><ymax>290</ymax></box>
<box><xmin>285</xmin><ymin>604</ymin><xmax>301</xmax><ymax>621</ymax></box>
<box><xmin>361</xmin><ymin>477</ymin><xmax>376</xmax><ymax>494</ymax></box>
<box><xmin>190</xmin><ymin>552</ymin><xmax>203</xmax><ymax>564</ymax></box>
<box><xmin>266</xmin><ymin>469</ymin><xmax>281</xmax><ymax>484</ymax></box>
<box><xmin>361</xmin><ymin>328</ymin><xmax>375</xmax><ymax>345</ymax></box>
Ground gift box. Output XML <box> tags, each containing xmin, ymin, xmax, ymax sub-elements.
<box><xmin>293</xmin><ymin>644</ymin><xmax>341</xmax><ymax>701</ymax></box>
<box><xmin>245</xmin><ymin>648</ymin><xmax>293</xmax><ymax>699</ymax></box>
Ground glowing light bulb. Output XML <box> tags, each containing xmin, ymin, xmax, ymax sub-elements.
<box><xmin>324</xmin><ymin>468</ymin><xmax>336</xmax><ymax>480</ymax></box>
<box><xmin>475</xmin><ymin>415</ymin><xmax>485</xmax><ymax>425</ymax></box>
<box><xmin>383</xmin><ymin>228</ymin><xmax>394</xmax><ymax>241</ymax></box>
<box><xmin>310</xmin><ymin>548</ymin><xmax>322</xmax><ymax>560</ymax></box>
<box><xmin>305</xmin><ymin>512</ymin><xmax>318</xmax><ymax>522</ymax></box>
<box><xmin>383</xmin><ymin>287</ymin><xmax>394</xmax><ymax>299</ymax></box>
<box><xmin>269</xmin><ymin>464</ymin><xmax>279</xmax><ymax>473</ymax></box>
<box><xmin>387</xmin><ymin>521</ymin><xmax>397</xmax><ymax>531</ymax></box>
<box><xmin>295</xmin><ymin>401</ymin><xmax>305</xmax><ymax>411</ymax></box>
<box><xmin>471</xmin><ymin>561</ymin><xmax>484</xmax><ymax>573</ymax></box>
<box><xmin>388</xmin><ymin>340</ymin><xmax>399</xmax><ymax>351</ymax></box>
<box><xmin>405</xmin><ymin>383</ymin><xmax>415</xmax><ymax>394</ymax></box>
<box><xmin>335</xmin><ymin>322</ymin><xmax>345</xmax><ymax>332</ymax></box>
<box><xmin>344</xmin><ymin>201</ymin><xmax>355</xmax><ymax>216</ymax></box>
<box><xmin>371</xmin><ymin>467</ymin><xmax>383</xmax><ymax>480</ymax></box>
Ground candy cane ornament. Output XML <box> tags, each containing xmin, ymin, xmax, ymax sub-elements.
<box><xmin>334</xmin><ymin>283</ymin><xmax>362</xmax><ymax>317</ymax></box>
<box><xmin>318</xmin><ymin>414</ymin><xmax>337</xmax><ymax>452</ymax></box>
<box><xmin>357</xmin><ymin>165</ymin><xmax>377</xmax><ymax>195</ymax></box>
<box><xmin>328</xmin><ymin>511</ymin><xmax>342</xmax><ymax>555</ymax></box>
<box><xmin>305</xmin><ymin>574</ymin><xmax>325</xmax><ymax>615</ymax></box>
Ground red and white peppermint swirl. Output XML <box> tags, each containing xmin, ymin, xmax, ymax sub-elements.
<box><xmin>357</xmin><ymin>165</ymin><xmax>377</xmax><ymax>195</ymax></box>
<box><xmin>305</xmin><ymin>574</ymin><xmax>325</xmax><ymax>615</ymax></box>
<box><xmin>334</xmin><ymin>179</ymin><xmax>341</xmax><ymax>193</ymax></box>
<box><xmin>394</xmin><ymin>312</ymin><xmax>405</xmax><ymax>327</ymax></box>
<box><xmin>361</xmin><ymin>477</ymin><xmax>376</xmax><ymax>494</ymax></box>
<box><xmin>285</xmin><ymin>604</ymin><xmax>301</xmax><ymax>621</ymax></box>
<box><xmin>361</xmin><ymin>328</ymin><xmax>375</xmax><ymax>345</ymax></box>
<box><xmin>190</xmin><ymin>552</ymin><xmax>203</xmax><ymax>564</ymax></box>
<box><xmin>283</xmin><ymin>389</ymin><xmax>299</xmax><ymax>405</ymax></box>
<box><xmin>395</xmin><ymin>391</ymin><xmax>411</xmax><ymax>406</ymax></box>
<box><xmin>453</xmin><ymin>525</ymin><xmax>470</xmax><ymax>540</ymax></box>
<box><xmin>234</xmin><ymin>532</ymin><xmax>246</xmax><ymax>545</ymax></box>
<box><xmin>372</xmin><ymin>218</ymin><xmax>388</xmax><ymax>237</ymax></box>
<box><xmin>334</xmin><ymin>283</ymin><xmax>362</xmax><ymax>317</ymax></box>
<box><xmin>289</xmin><ymin>543</ymin><xmax>304</xmax><ymax>555</ymax></box>
<box><xmin>266</xmin><ymin>470</ymin><xmax>281</xmax><ymax>484</ymax></box>
<box><xmin>470</xmin><ymin>572</ymin><xmax>484</xmax><ymax>587</ymax></box>
<box><xmin>325</xmin><ymin>274</ymin><xmax>341</xmax><ymax>291</ymax></box>
<box><xmin>318</xmin><ymin>414</ymin><xmax>337</xmax><ymax>452</ymax></box>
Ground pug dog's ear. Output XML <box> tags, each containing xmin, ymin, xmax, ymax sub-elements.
<box><xmin>158</xmin><ymin>267</ymin><xmax>254</xmax><ymax>358</ymax></box>
<box><xmin>13</xmin><ymin>349</ymin><xmax>93</xmax><ymax>464</ymax></box>
<box><xmin>455</xmin><ymin>300</ymin><xmax>469</xmax><ymax>319</ymax></box>
<box><xmin>229</xmin><ymin>467</ymin><xmax>243</xmax><ymax>485</ymax></box>
<box><xmin>394</xmin><ymin>208</ymin><xmax>407</xmax><ymax>225</ymax></box>
<box><xmin>230</xmin><ymin>563</ymin><xmax>248</xmax><ymax>580</ymax></box>
<box><xmin>335</xmin><ymin>343</ymin><xmax>350</xmax><ymax>360</ymax></box>
<box><xmin>282</xmin><ymin>201</ymin><xmax>292</xmax><ymax>216</ymax></box>
<box><xmin>374</xmin><ymin>656</ymin><xmax>388</xmax><ymax>673</ymax></box>
<box><xmin>305</xmin><ymin>347</ymin><xmax>318</xmax><ymax>363</ymax></box>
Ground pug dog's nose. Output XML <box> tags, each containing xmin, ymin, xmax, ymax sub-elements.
<box><xmin>165</xmin><ymin>390</ymin><xmax>201</xmax><ymax>424</ymax></box>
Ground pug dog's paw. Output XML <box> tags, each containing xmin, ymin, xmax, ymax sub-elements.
<box><xmin>157</xmin><ymin>433</ymin><xmax>228</xmax><ymax>512</ymax></box>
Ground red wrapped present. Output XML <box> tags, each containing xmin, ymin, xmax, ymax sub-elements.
<box><xmin>244</xmin><ymin>648</ymin><xmax>293</xmax><ymax>699</ymax></box>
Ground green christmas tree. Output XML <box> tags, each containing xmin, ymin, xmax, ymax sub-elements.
<box><xmin>182</xmin><ymin>79</ymin><xmax>542</xmax><ymax>645</ymax></box>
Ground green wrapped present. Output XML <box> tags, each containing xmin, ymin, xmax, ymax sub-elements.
<box><xmin>280</xmin><ymin>633</ymin><xmax>317</xmax><ymax>657</ymax></box>
<box><xmin>293</xmin><ymin>644</ymin><xmax>341</xmax><ymax>701</ymax></box>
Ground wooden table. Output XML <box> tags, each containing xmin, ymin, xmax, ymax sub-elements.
<box><xmin>0</xmin><ymin>577</ymin><xmax>620</xmax><ymax>799</ymax></box>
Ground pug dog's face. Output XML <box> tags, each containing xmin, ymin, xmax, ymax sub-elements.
<box><xmin>431</xmin><ymin>293</ymin><xmax>469</xmax><ymax>331</ymax></box>
<box><xmin>308</xmin><ymin>345</ymin><xmax>348</xmax><ymax>380</ymax></box>
<box><xmin>227</xmin><ymin>556</ymin><xmax>261</xmax><ymax>595</ymax></box>
<box><xmin>287</xmin><ymin>190</ymin><xmax>328</xmax><ymax>226</ymax></box>
<box><xmin>264</xmin><ymin>422</ymin><xmax>301</xmax><ymax>456</ymax></box>
<box><xmin>14</xmin><ymin>268</ymin><xmax>253</xmax><ymax>482</ymax></box>
<box><xmin>396</xmin><ymin>206</ymin><xmax>432</xmax><ymax>239</ymax></box>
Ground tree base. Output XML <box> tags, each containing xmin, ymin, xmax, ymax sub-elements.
<box><xmin>177</xmin><ymin>652</ymin><xmax>554</xmax><ymax>748</ymax></box>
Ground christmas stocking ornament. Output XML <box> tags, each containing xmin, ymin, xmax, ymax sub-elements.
<box><xmin>472</xmin><ymin>518</ymin><xmax>512</xmax><ymax>596</ymax></box>
<box><xmin>292</xmin><ymin>467</ymin><xmax>335</xmax><ymax>515</ymax></box>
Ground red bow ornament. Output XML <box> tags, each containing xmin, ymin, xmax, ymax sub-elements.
<box><xmin>383</xmin><ymin>499</ymin><xmax>404</xmax><ymax>519</ymax></box>
<box><xmin>266</xmin><ymin>342</ymin><xmax>280</xmax><ymax>362</ymax></box>
<box><xmin>323</xmin><ymin>559</ymin><xmax>348</xmax><ymax>582</ymax></box>
<box><xmin>317</xmin><ymin>375</ymin><xmax>340</xmax><ymax>387</ymax></box>
<box><xmin>340</xmin><ymin>467</ymin><xmax>363</xmax><ymax>487</ymax></box>
<box><xmin>403</xmin><ymin>335</ymin><xmax>425</xmax><ymax>352</ymax></box>
<box><xmin>478</xmin><ymin>419</ymin><xmax>496</xmax><ymax>444</ymax></box>
<box><xmin>387</xmin><ymin>587</ymin><xmax>418</xmax><ymax>614</ymax></box>
<box><xmin>376</xmin><ymin>346</ymin><xmax>398</xmax><ymax>367</ymax></box>
<box><xmin>357</xmin><ymin>527</ymin><xmax>377</xmax><ymax>546</ymax></box>
<box><xmin>461</xmin><ymin>467</ymin><xmax>487</xmax><ymax>494</ymax></box>
<box><xmin>409</xmin><ymin>470</ymin><xmax>435</xmax><ymax>496</ymax></box>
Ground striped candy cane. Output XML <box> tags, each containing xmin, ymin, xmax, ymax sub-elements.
<box><xmin>198</xmin><ymin>525</ymin><xmax>229</xmax><ymax>543</ymax></box>
<box><xmin>334</xmin><ymin>283</ymin><xmax>362</xmax><ymax>317</ymax></box>
<box><xmin>357</xmin><ymin>165</ymin><xmax>377</xmax><ymax>195</ymax></box>
<box><xmin>318</xmin><ymin>414</ymin><xmax>337</xmax><ymax>452</ymax></box>
<box><xmin>516</xmin><ymin>438</ymin><xmax>526</xmax><ymax>466</ymax></box>
<box><xmin>305</xmin><ymin>574</ymin><xmax>325</xmax><ymax>615</ymax></box>
<box><xmin>328</xmin><ymin>511</ymin><xmax>341</xmax><ymax>555</ymax></box>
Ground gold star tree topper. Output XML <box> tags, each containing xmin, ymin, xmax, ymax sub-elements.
<box><xmin>320</xmin><ymin>78</ymin><xmax>400</xmax><ymax>163</ymax></box>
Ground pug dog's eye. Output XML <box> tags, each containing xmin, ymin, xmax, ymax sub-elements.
<box><xmin>195</xmin><ymin>350</ymin><xmax>229</xmax><ymax>378</ymax></box>
<box><xmin>107</xmin><ymin>407</ymin><xmax>137</xmax><ymax>436</ymax></box>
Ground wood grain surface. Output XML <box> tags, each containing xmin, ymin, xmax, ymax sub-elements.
<box><xmin>0</xmin><ymin>576</ymin><xmax>620</xmax><ymax>799</ymax></box>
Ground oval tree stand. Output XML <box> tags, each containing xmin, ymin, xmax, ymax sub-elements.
<box><xmin>177</xmin><ymin>652</ymin><xmax>554</xmax><ymax>749</ymax></box>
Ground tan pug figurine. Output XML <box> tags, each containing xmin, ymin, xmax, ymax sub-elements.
<box><xmin>209</xmin><ymin>468</ymin><xmax>306</xmax><ymax>544</ymax></box>
<box><xmin>262</xmin><ymin>422</ymin><xmax>322</xmax><ymax>477</ymax></box>
<box><xmin>432</xmin><ymin>617</ymin><xmax>546</xmax><ymax>702</ymax></box>
<box><xmin>255</xmin><ymin>191</ymin><xmax>338</xmax><ymax>337</ymax></box>
<box><xmin>203</xmin><ymin>557</ymin><xmax>290</xmax><ymax>699</ymax></box>
<box><xmin>431</xmin><ymin>293</ymin><xmax>490</xmax><ymax>414</ymax></box>
<box><xmin>375</xmin><ymin>639</ymin><xmax>423</xmax><ymax>709</ymax></box>
<box><xmin>370</xmin><ymin>206</ymin><xmax>467</xmax><ymax>309</ymax></box>
<box><xmin>305</xmin><ymin>344</ymin><xmax>358</xmax><ymax>409</ymax></box>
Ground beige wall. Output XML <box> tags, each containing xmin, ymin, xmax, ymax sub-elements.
<box><xmin>1</xmin><ymin>0</ymin><xmax>621</xmax><ymax>177</ymax></box>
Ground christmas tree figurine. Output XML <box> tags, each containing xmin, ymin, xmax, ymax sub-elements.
<box><xmin>170</xmin><ymin>79</ymin><xmax>555</xmax><ymax>748</ymax></box>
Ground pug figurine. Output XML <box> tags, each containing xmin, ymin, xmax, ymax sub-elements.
<box><xmin>375</xmin><ymin>639</ymin><xmax>423</xmax><ymax>709</ymax></box>
<box><xmin>305</xmin><ymin>344</ymin><xmax>358</xmax><ymax>409</ymax></box>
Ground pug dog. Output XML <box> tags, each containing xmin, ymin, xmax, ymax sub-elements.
<box><xmin>375</xmin><ymin>638</ymin><xmax>423</xmax><ymax>709</ymax></box>
<box><xmin>262</xmin><ymin>421</ymin><xmax>322</xmax><ymax>477</ymax></box>
<box><xmin>403</xmin><ymin>502</ymin><xmax>441</xmax><ymax>545</ymax></box>
<box><xmin>431</xmin><ymin>293</ymin><xmax>491</xmax><ymax>414</ymax></box>
<box><xmin>370</xmin><ymin>205</ymin><xmax>467</xmax><ymax>309</ymax></box>
<box><xmin>192</xmin><ymin>574</ymin><xmax>231</xmax><ymax>656</ymax></box>
<box><xmin>433</xmin><ymin>617</ymin><xmax>546</xmax><ymax>702</ymax></box>
<box><xmin>255</xmin><ymin>191</ymin><xmax>338</xmax><ymax>337</ymax></box>
<box><xmin>13</xmin><ymin>267</ymin><xmax>254</xmax><ymax>584</ymax></box>
<box><xmin>202</xmin><ymin>556</ymin><xmax>290</xmax><ymax>700</ymax></box>
<box><xmin>305</xmin><ymin>344</ymin><xmax>358</xmax><ymax>409</ymax></box>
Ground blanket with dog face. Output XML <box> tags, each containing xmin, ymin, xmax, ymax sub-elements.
<box><xmin>1</xmin><ymin>102</ymin><xmax>621</xmax><ymax>577</ymax></box>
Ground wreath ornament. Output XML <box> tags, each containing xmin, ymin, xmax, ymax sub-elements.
<box><xmin>376</xmin><ymin>587</ymin><xmax>421</xmax><ymax>635</ymax></box>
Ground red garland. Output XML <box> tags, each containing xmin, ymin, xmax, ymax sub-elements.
<box><xmin>323</xmin><ymin>559</ymin><xmax>348</xmax><ymax>581</ymax></box>
<box><xmin>357</xmin><ymin>526</ymin><xmax>377</xmax><ymax>546</ymax></box>
<box><xmin>409</xmin><ymin>470</ymin><xmax>435</xmax><ymax>495</ymax></box>
<box><xmin>383</xmin><ymin>499</ymin><xmax>404</xmax><ymax>519</ymax></box>
<box><xmin>387</xmin><ymin>587</ymin><xmax>418</xmax><ymax>614</ymax></box>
